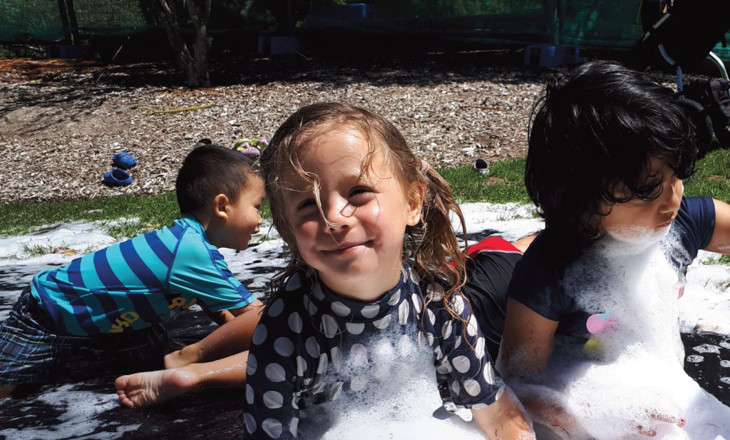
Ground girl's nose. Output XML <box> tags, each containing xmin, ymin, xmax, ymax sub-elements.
<box><xmin>323</xmin><ymin>197</ymin><xmax>353</xmax><ymax>230</ymax></box>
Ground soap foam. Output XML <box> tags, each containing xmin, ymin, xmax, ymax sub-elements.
<box><xmin>299</xmin><ymin>330</ymin><xmax>485</xmax><ymax>439</ymax></box>
<box><xmin>510</xmin><ymin>229</ymin><xmax>730</xmax><ymax>439</ymax></box>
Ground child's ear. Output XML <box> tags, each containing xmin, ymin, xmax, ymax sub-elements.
<box><xmin>213</xmin><ymin>193</ymin><xmax>230</xmax><ymax>220</ymax></box>
<box><xmin>406</xmin><ymin>182</ymin><xmax>425</xmax><ymax>226</ymax></box>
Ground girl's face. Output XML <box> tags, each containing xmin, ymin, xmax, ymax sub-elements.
<box><xmin>599</xmin><ymin>157</ymin><xmax>683</xmax><ymax>243</ymax></box>
<box><xmin>280</xmin><ymin>129</ymin><xmax>422</xmax><ymax>302</ymax></box>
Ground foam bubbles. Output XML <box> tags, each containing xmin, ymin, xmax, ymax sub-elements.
<box><xmin>508</xmin><ymin>232</ymin><xmax>730</xmax><ymax>439</ymax></box>
<box><xmin>686</xmin><ymin>354</ymin><xmax>704</xmax><ymax>363</ymax></box>
<box><xmin>0</xmin><ymin>385</ymin><xmax>139</xmax><ymax>440</ymax></box>
<box><xmin>310</xmin><ymin>335</ymin><xmax>484</xmax><ymax>440</ymax></box>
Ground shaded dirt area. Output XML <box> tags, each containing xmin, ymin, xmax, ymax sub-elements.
<box><xmin>0</xmin><ymin>51</ymin><xmax>558</xmax><ymax>202</ymax></box>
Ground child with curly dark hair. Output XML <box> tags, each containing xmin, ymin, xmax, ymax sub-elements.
<box><xmin>499</xmin><ymin>61</ymin><xmax>730</xmax><ymax>439</ymax></box>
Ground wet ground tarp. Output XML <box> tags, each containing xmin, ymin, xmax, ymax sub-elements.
<box><xmin>0</xmin><ymin>234</ymin><xmax>728</xmax><ymax>439</ymax></box>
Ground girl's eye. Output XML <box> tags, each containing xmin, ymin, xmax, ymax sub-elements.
<box><xmin>349</xmin><ymin>187</ymin><xmax>375</xmax><ymax>205</ymax></box>
<box><xmin>296</xmin><ymin>198</ymin><xmax>316</xmax><ymax>211</ymax></box>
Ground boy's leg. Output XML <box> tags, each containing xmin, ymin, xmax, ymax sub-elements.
<box><xmin>0</xmin><ymin>288</ymin><xmax>66</xmax><ymax>394</ymax></box>
<box><xmin>115</xmin><ymin>351</ymin><xmax>249</xmax><ymax>408</ymax></box>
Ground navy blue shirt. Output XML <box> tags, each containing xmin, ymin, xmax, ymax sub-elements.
<box><xmin>507</xmin><ymin>197</ymin><xmax>715</xmax><ymax>337</ymax></box>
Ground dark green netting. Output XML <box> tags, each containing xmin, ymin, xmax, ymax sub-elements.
<box><xmin>0</xmin><ymin>0</ymin><xmax>152</xmax><ymax>42</ymax></box>
<box><xmin>303</xmin><ymin>0</ymin><xmax>730</xmax><ymax>62</ymax></box>
<box><xmin>1</xmin><ymin>0</ymin><xmax>728</xmax><ymax>63</ymax></box>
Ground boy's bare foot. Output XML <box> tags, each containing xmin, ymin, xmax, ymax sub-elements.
<box><xmin>115</xmin><ymin>368</ymin><xmax>200</xmax><ymax>408</ymax></box>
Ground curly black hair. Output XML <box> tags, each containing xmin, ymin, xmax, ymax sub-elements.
<box><xmin>526</xmin><ymin>61</ymin><xmax>701</xmax><ymax>261</ymax></box>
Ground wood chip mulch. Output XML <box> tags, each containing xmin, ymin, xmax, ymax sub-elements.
<box><xmin>0</xmin><ymin>53</ymin><xmax>560</xmax><ymax>202</ymax></box>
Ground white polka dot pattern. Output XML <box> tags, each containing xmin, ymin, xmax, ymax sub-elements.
<box><xmin>268</xmin><ymin>298</ymin><xmax>285</xmax><ymax>317</ymax></box>
<box><xmin>265</xmin><ymin>363</ymin><xmax>286</xmax><ymax>382</ymax></box>
<box><xmin>483</xmin><ymin>363</ymin><xmax>495</xmax><ymax>384</ymax></box>
<box><xmin>360</xmin><ymin>304</ymin><xmax>380</xmax><ymax>319</ymax></box>
<box><xmin>274</xmin><ymin>337</ymin><xmax>294</xmax><ymax>357</ymax></box>
<box><xmin>345</xmin><ymin>322</ymin><xmax>365</xmax><ymax>335</ymax></box>
<box><xmin>252</xmin><ymin>325</ymin><xmax>267</xmax><ymax>345</ymax></box>
<box><xmin>452</xmin><ymin>355</ymin><xmax>471</xmax><ymax>373</ymax></box>
<box><xmin>246</xmin><ymin>384</ymin><xmax>254</xmax><ymax>404</ymax></box>
<box><xmin>244</xmin><ymin>413</ymin><xmax>256</xmax><ymax>433</ymax></box>
<box><xmin>372</xmin><ymin>314</ymin><xmax>390</xmax><ymax>329</ymax></box>
<box><xmin>247</xmin><ymin>352</ymin><xmax>257</xmax><ymax>375</ymax></box>
<box><xmin>316</xmin><ymin>353</ymin><xmax>328</xmax><ymax>374</ymax></box>
<box><xmin>287</xmin><ymin>312</ymin><xmax>302</xmax><ymax>334</ymax></box>
<box><xmin>464</xmin><ymin>379</ymin><xmax>481</xmax><ymax>396</ymax></box>
<box><xmin>350</xmin><ymin>374</ymin><xmax>368</xmax><ymax>391</ymax></box>
<box><xmin>397</xmin><ymin>300</ymin><xmax>410</xmax><ymax>325</ymax></box>
<box><xmin>262</xmin><ymin>418</ymin><xmax>282</xmax><ymax>438</ymax></box>
<box><xmin>330</xmin><ymin>346</ymin><xmax>342</xmax><ymax>372</ymax></box>
<box><xmin>320</xmin><ymin>314</ymin><xmax>339</xmax><ymax>338</ymax></box>
<box><xmin>330</xmin><ymin>301</ymin><xmax>350</xmax><ymax>317</ymax></box>
<box><xmin>243</xmin><ymin>265</ymin><xmax>502</xmax><ymax>439</ymax></box>
<box><xmin>264</xmin><ymin>390</ymin><xmax>284</xmax><ymax>409</ymax></box>
<box><xmin>305</xmin><ymin>337</ymin><xmax>320</xmax><ymax>358</ymax></box>
<box><xmin>296</xmin><ymin>356</ymin><xmax>307</xmax><ymax>377</ymax></box>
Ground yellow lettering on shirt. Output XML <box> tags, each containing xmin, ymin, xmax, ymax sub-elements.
<box><xmin>168</xmin><ymin>296</ymin><xmax>197</xmax><ymax>311</ymax></box>
<box><xmin>109</xmin><ymin>311</ymin><xmax>140</xmax><ymax>333</ymax></box>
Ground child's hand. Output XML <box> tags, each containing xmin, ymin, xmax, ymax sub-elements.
<box><xmin>636</xmin><ymin>412</ymin><xmax>687</xmax><ymax>437</ymax></box>
<box><xmin>567</xmin><ymin>385</ymin><xmax>687</xmax><ymax>439</ymax></box>
<box><xmin>472</xmin><ymin>387</ymin><xmax>537</xmax><ymax>440</ymax></box>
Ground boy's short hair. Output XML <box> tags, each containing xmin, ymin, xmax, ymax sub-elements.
<box><xmin>176</xmin><ymin>144</ymin><xmax>257</xmax><ymax>218</ymax></box>
<box><xmin>526</xmin><ymin>61</ymin><xmax>701</xmax><ymax>258</ymax></box>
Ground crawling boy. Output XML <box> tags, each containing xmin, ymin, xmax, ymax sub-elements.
<box><xmin>0</xmin><ymin>144</ymin><xmax>265</xmax><ymax>398</ymax></box>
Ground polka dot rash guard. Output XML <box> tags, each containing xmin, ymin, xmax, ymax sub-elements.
<box><xmin>243</xmin><ymin>264</ymin><xmax>504</xmax><ymax>439</ymax></box>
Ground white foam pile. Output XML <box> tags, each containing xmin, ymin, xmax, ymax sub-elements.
<box><xmin>310</xmin><ymin>331</ymin><xmax>484</xmax><ymax>439</ymax></box>
<box><xmin>507</xmin><ymin>225</ymin><xmax>730</xmax><ymax>439</ymax></box>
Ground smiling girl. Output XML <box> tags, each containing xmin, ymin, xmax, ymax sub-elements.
<box><xmin>243</xmin><ymin>102</ymin><xmax>535</xmax><ymax>439</ymax></box>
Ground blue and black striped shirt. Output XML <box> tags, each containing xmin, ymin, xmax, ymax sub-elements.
<box><xmin>30</xmin><ymin>216</ymin><xmax>255</xmax><ymax>336</ymax></box>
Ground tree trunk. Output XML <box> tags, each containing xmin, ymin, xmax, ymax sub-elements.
<box><xmin>185</xmin><ymin>0</ymin><xmax>211</xmax><ymax>87</ymax></box>
<box><xmin>149</xmin><ymin>0</ymin><xmax>211</xmax><ymax>87</ymax></box>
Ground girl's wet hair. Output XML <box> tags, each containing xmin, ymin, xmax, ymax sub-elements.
<box><xmin>526</xmin><ymin>61</ymin><xmax>700</xmax><ymax>260</ymax></box>
<box><xmin>259</xmin><ymin>102</ymin><xmax>467</xmax><ymax>309</ymax></box>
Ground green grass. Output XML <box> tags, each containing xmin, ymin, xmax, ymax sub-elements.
<box><xmin>0</xmin><ymin>192</ymin><xmax>181</xmax><ymax>238</ymax></box>
<box><xmin>0</xmin><ymin>191</ymin><xmax>273</xmax><ymax>238</ymax></box>
<box><xmin>438</xmin><ymin>157</ymin><xmax>530</xmax><ymax>204</ymax></box>
<box><xmin>683</xmin><ymin>149</ymin><xmax>730</xmax><ymax>199</ymax></box>
<box><xmin>703</xmin><ymin>254</ymin><xmax>730</xmax><ymax>266</ymax></box>
<box><xmin>2</xmin><ymin>150</ymin><xmax>730</xmax><ymax>238</ymax></box>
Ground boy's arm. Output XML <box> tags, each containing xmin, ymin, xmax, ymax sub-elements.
<box><xmin>705</xmin><ymin>199</ymin><xmax>730</xmax><ymax>254</ymax></box>
<box><xmin>167</xmin><ymin>299</ymin><xmax>264</xmax><ymax>368</ymax></box>
<box><xmin>472</xmin><ymin>388</ymin><xmax>536</xmax><ymax>440</ymax></box>
<box><xmin>203</xmin><ymin>298</ymin><xmax>261</xmax><ymax>325</ymax></box>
